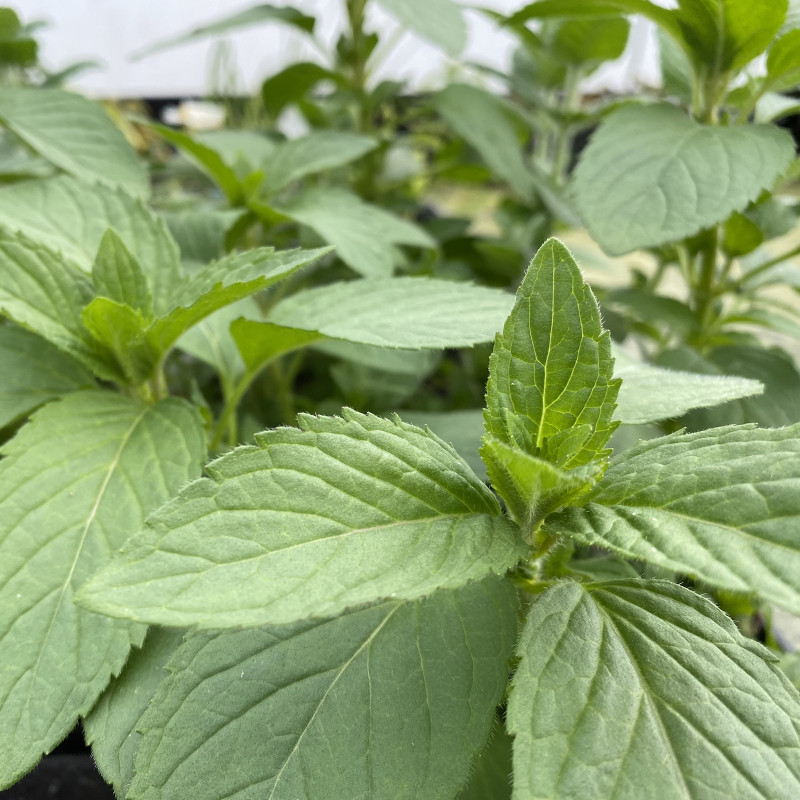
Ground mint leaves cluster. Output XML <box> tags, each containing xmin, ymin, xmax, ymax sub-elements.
<box><xmin>52</xmin><ymin>239</ymin><xmax>800</xmax><ymax>799</ymax></box>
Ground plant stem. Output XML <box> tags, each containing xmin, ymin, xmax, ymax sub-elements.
<box><xmin>693</xmin><ymin>226</ymin><xmax>720</xmax><ymax>335</ymax></box>
<box><xmin>210</xmin><ymin>372</ymin><xmax>254</xmax><ymax>452</ymax></box>
<box><xmin>725</xmin><ymin>243</ymin><xmax>800</xmax><ymax>293</ymax></box>
<box><xmin>551</xmin><ymin>64</ymin><xmax>582</xmax><ymax>184</ymax></box>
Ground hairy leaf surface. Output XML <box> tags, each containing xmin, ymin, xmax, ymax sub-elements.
<box><xmin>509</xmin><ymin>579</ymin><xmax>800</xmax><ymax>799</ymax></box>
<box><xmin>546</xmin><ymin>425</ymin><xmax>800</xmax><ymax>613</ymax></box>
<box><xmin>0</xmin><ymin>391</ymin><xmax>205</xmax><ymax>788</ymax></box>
<box><xmin>128</xmin><ymin>579</ymin><xmax>517</xmax><ymax>800</ymax></box>
<box><xmin>484</xmin><ymin>238</ymin><xmax>619</xmax><ymax>469</ymax></box>
<box><xmin>78</xmin><ymin>411</ymin><xmax>525</xmax><ymax>627</ymax></box>
<box><xmin>572</xmin><ymin>104</ymin><xmax>795</xmax><ymax>254</ymax></box>
<box><xmin>613</xmin><ymin>348</ymin><xmax>763</xmax><ymax>423</ymax></box>
<box><xmin>0</xmin><ymin>88</ymin><xmax>148</xmax><ymax>196</ymax></box>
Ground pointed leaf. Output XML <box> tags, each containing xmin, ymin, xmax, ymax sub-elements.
<box><xmin>78</xmin><ymin>410</ymin><xmax>525</xmax><ymax>628</ymax></box>
<box><xmin>546</xmin><ymin>424</ymin><xmax>800</xmax><ymax>613</ymax></box>
<box><xmin>0</xmin><ymin>176</ymin><xmax>182</xmax><ymax>312</ymax></box>
<box><xmin>0</xmin><ymin>325</ymin><xmax>95</xmax><ymax>428</ymax></box>
<box><xmin>377</xmin><ymin>0</ymin><xmax>467</xmax><ymax>56</ymax></box>
<box><xmin>231</xmin><ymin>319</ymin><xmax>323</xmax><ymax>372</ymax></box>
<box><xmin>92</xmin><ymin>229</ymin><xmax>153</xmax><ymax>318</ymax></box>
<box><xmin>265</xmin><ymin>277</ymin><xmax>515</xmax><ymax>349</ymax></box>
<box><xmin>262</xmin><ymin>131</ymin><xmax>377</xmax><ymax>194</ymax></box>
<box><xmin>509</xmin><ymin>579</ymin><xmax>800</xmax><ymax>799</ymax></box>
<box><xmin>0</xmin><ymin>88</ymin><xmax>148</xmax><ymax>197</ymax></box>
<box><xmin>484</xmin><ymin>238</ymin><xmax>620</xmax><ymax>469</ymax></box>
<box><xmin>0</xmin><ymin>391</ymin><xmax>205</xmax><ymax>788</ymax></box>
<box><xmin>128</xmin><ymin>579</ymin><xmax>517</xmax><ymax>800</ymax></box>
<box><xmin>572</xmin><ymin>104</ymin><xmax>795</xmax><ymax>255</ymax></box>
<box><xmin>145</xmin><ymin>246</ymin><xmax>330</xmax><ymax>356</ymax></box>
<box><xmin>132</xmin><ymin>4</ymin><xmax>315</xmax><ymax>60</ymax></box>
<box><xmin>276</xmin><ymin>187</ymin><xmax>434</xmax><ymax>277</ymax></box>
<box><xmin>767</xmin><ymin>28</ymin><xmax>800</xmax><ymax>91</ymax></box>
<box><xmin>613</xmin><ymin>348</ymin><xmax>764</xmax><ymax>423</ymax></box>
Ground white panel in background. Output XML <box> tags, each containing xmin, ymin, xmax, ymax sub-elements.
<box><xmin>17</xmin><ymin>0</ymin><xmax>663</xmax><ymax>98</ymax></box>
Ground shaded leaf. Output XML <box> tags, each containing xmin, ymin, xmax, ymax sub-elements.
<box><xmin>127</xmin><ymin>579</ymin><xmax>517</xmax><ymax>800</ymax></box>
<box><xmin>377</xmin><ymin>0</ymin><xmax>467</xmax><ymax>56</ymax></box>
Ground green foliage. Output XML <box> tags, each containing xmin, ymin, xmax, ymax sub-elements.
<box><xmin>4</xmin><ymin>3</ymin><xmax>800</xmax><ymax>797</ymax></box>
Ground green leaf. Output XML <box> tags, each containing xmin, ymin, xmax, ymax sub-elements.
<box><xmin>767</xmin><ymin>28</ymin><xmax>800</xmax><ymax>91</ymax></box>
<box><xmin>92</xmin><ymin>229</ymin><xmax>153</xmax><ymax>318</ymax></box>
<box><xmin>552</xmin><ymin>17</ymin><xmax>630</xmax><ymax>64</ymax></box>
<box><xmin>0</xmin><ymin>176</ymin><xmax>183</xmax><ymax>312</ymax></box>
<box><xmin>276</xmin><ymin>187</ymin><xmax>434</xmax><ymax>277</ymax></box>
<box><xmin>231</xmin><ymin>319</ymin><xmax>323</xmax><ymax>372</ymax></box>
<box><xmin>0</xmin><ymin>229</ymin><xmax>117</xmax><ymax>378</ymax></box>
<box><xmin>163</xmin><ymin>209</ymin><xmax>240</xmax><ymax>264</ymax></box>
<box><xmin>376</xmin><ymin>0</ymin><xmax>467</xmax><ymax>56</ymax></box>
<box><xmin>401</xmin><ymin>409</ymin><xmax>487</xmax><ymax>481</ymax></box>
<box><xmin>506</xmin><ymin>0</ymin><xmax>684</xmax><ymax>44</ymax></box>
<box><xmin>509</xmin><ymin>579</ymin><xmax>800</xmax><ymax>800</ymax></box>
<box><xmin>145</xmin><ymin>122</ymin><xmax>244</xmax><ymax>204</ymax></box>
<box><xmin>78</xmin><ymin>410</ymin><xmax>525</xmax><ymax>628</ymax></box>
<box><xmin>81</xmin><ymin>298</ymin><xmax>158</xmax><ymax>385</ymax></box>
<box><xmin>262</xmin><ymin>131</ymin><xmax>377</xmax><ymax>194</ymax></box>
<box><xmin>458</xmin><ymin>722</ymin><xmax>513</xmax><ymax>800</ymax></box>
<box><xmin>127</xmin><ymin>579</ymin><xmax>517</xmax><ymax>800</ymax></box>
<box><xmin>0</xmin><ymin>391</ymin><xmax>205</xmax><ymax>788</ymax></box>
<box><xmin>434</xmin><ymin>84</ymin><xmax>579</xmax><ymax>225</ymax></box>
<box><xmin>261</xmin><ymin>62</ymin><xmax>342</xmax><ymax>118</ymax></box>
<box><xmin>661</xmin><ymin>344</ymin><xmax>800</xmax><ymax>427</ymax></box>
<box><xmin>131</xmin><ymin>4</ymin><xmax>315</xmax><ymax>59</ymax></box>
<box><xmin>145</xmin><ymin>246</ymin><xmax>330</xmax><ymax>358</ymax></box>
<box><xmin>572</xmin><ymin>103</ymin><xmax>795</xmax><ymax>255</ymax></box>
<box><xmin>658</xmin><ymin>28</ymin><xmax>694</xmax><ymax>102</ymax></box>
<box><xmin>177</xmin><ymin>297</ymin><xmax>258</xmax><ymax>383</ymax></box>
<box><xmin>85</xmin><ymin>628</ymin><xmax>184</xmax><ymax>798</ymax></box>
<box><xmin>613</xmin><ymin>348</ymin><xmax>764</xmax><ymax>423</ymax></box>
<box><xmin>675</xmin><ymin>0</ymin><xmax>787</xmax><ymax>73</ymax></box>
<box><xmin>546</xmin><ymin>424</ymin><xmax>800</xmax><ymax>613</ymax></box>
<box><xmin>722</xmin><ymin>210</ymin><xmax>764</xmax><ymax>256</ymax></box>
<box><xmin>0</xmin><ymin>325</ymin><xmax>95</xmax><ymax>428</ymax></box>
<box><xmin>484</xmin><ymin>238</ymin><xmax>620</xmax><ymax>469</ymax></box>
<box><xmin>264</xmin><ymin>276</ymin><xmax>515</xmax><ymax>348</ymax></box>
<box><xmin>0</xmin><ymin>88</ymin><xmax>148</xmax><ymax>197</ymax></box>
<box><xmin>481</xmin><ymin>436</ymin><xmax>598</xmax><ymax>531</ymax></box>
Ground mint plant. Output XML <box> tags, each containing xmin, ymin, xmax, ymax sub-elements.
<box><xmin>27</xmin><ymin>238</ymin><xmax>792</xmax><ymax>799</ymax></box>
<box><xmin>512</xmin><ymin>0</ymin><xmax>800</xmax><ymax>426</ymax></box>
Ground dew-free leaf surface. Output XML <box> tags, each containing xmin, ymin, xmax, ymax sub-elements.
<box><xmin>0</xmin><ymin>391</ymin><xmax>205</xmax><ymax>788</ymax></box>
<box><xmin>546</xmin><ymin>425</ymin><xmax>800</xmax><ymax>613</ymax></box>
<box><xmin>78</xmin><ymin>411</ymin><xmax>525</xmax><ymax>628</ymax></box>
<box><xmin>509</xmin><ymin>579</ymin><xmax>800</xmax><ymax>799</ymax></box>
<box><xmin>127</xmin><ymin>579</ymin><xmax>517</xmax><ymax>800</ymax></box>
